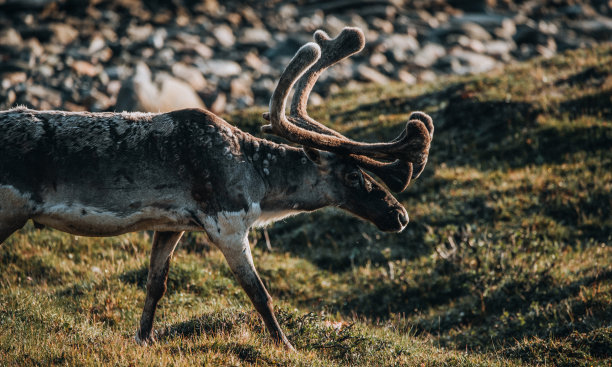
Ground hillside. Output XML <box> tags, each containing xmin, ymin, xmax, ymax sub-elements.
<box><xmin>1</xmin><ymin>45</ymin><xmax>611</xmax><ymax>366</ymax></box>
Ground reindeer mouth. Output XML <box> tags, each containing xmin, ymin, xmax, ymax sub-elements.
<box><xmin>375</xmin><ymin>208</ymin><xmax>409</xmax><ymax>233</ymax></box>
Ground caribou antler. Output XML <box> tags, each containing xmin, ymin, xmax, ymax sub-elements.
<box><xmin>263</xmin><ymin>27</ymin><xmax>434</xmax><ymax>192</ymax></box>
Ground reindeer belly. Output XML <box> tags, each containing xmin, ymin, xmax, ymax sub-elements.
<box><xmin>31</xmin><ymin>185</ymin><xmax>202</xmax><ymax>236</ymax></box>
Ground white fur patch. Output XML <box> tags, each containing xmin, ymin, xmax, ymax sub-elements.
<box><xmin>253</xmin><ymin>209</ymin><xmax>301</xmax><ymax>227</ymax></box>
<box><xmin>201</xmin><ymin>203</ymin><xmax>261</xmax><ymax>244</ymax></box>
<box><xmin>32</xmin><ymin>203</ymin><xmax>199</xmax><ymax>236</ymax></box>
<box><xmin>0</xmin><ymin>185</ymin><xmax>34</xmax><ymax>214</ymax></box>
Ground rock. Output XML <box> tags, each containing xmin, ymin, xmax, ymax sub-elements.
<box><xmin>230</xmin><ymin>74</ymin><xmax>254</xmax><ymax>100</ymax></box>
<box><xmin>28</xmin><ymin>84</ymin><xmax>62</xmax><ymax>108</ymax></box>
<box><xmin>197</xmin><ymin>59</ymin><xmax>242</xmax><ymax>78</ymax></box>
<box><xmin>418</xmin><ymin>70</ymin><xmax>437</xmax><ymax>82</ymax></box>
<box><xmin>172</xmin><ymin>62</ymin><xmax>207</xmax><ymax>91</ymax></box>
<box><xmin>244</xmin><ymin>52</ymin><xmax>271</xmax><ymax>74</ymax></box>
<box><xmin>484</xmin><ymin>40</ymin><xmax>514</xmax><ymax>60</ymax></box>
<box><xmin>25</xmin><ymin>38</ymin><xmax>44</xmax><ymax>57</ymax></box>
<box><xmin>414</xmin><ymin>43</ymin><xmax>446</xmax><ymax>68</ymax></box>
<box><xmin>569</xmin><ymin>18</ymin><xmax>612</xmax><ymax>40</ymax></box>
<box><xmin>458</xmin><ymin>22</ymin><xmax>492</xmax><ymax>41</ymax></box>
<box><xmin>369</xmin><ymin>53</ymin><xmax>387</xmax><ymax>67</ymax></box>
<box><xmin>371</xmin><ymin>17</ymin><xmax>394</xmax><ymax>34</ymax></box>
<box><xmin>398</xmin><ymin>69</ymin><xmax>417</xmax><ymax>84</ymax></box>
<box><xmin>88</xmin><ymin>34</ymin><xmax>106</xmax><ymax>54</ymax></box>
<box><xmin>193</xmin><ymin>43</ymin><xmax>214</xmax><ymax>59</ymax></box>
<box><xmin>49</xmin><ymin>23</ymin><xmax>78</xmax><ymax>45</ymax></box>
<box><xmin>357</xmin><ymin>64</ymin><xmax>389</xmax><ymax>84</ymax></box>
<box><xmin>115</xmin><ymin>62</ymin><xmax>206</xmax><ymax>113</ymax></box>
<box><xmin>0</xmin><ymin>28</ymin><xmax>22</xmax><ymax>47</ymax></box>
<box><xmin>382</xmin><ymin>34</ymin><xmax>420</xmax><ymax>53</ymax></box>
<box><xmin>127</xmin><ymin>24</ymin><xmax>153</xmax><ymax>43</ymax></box>
<box><xmin>157</xmin><ymin>74</ymin><xmax>206</xmax><ymax>111</ymax></box>
<box><xmin>437</xmin><ymin>49</ymin><xmax>498</xmax><ymax>75</ymax></box>
<box><xmin>71</xmin><ymin>60</ymin><xmax>99</xmax><ymax>77</ymax></box>
<box><xmin>381</xmin><ymin>34</ymin><xmax>420</xmax><ymax>63</ymax></box>
<box><xmin>210</xmin><ymin>92</ymin><xmax>227</xmax><ymax>114</ymax></box>
<box><xmin>213</xmin><ymin>24</ymin><xmax>235</xmax><ymax>48</ymax></box>
<box><xmin>239</xmin><ymin>27</ymin><xmax>273</xmax><ymax>48</ymax></box>
<box><xmin>494</xmin><ymin>19</ymin><xmax>517</xmax><ymax>39</ymax></box>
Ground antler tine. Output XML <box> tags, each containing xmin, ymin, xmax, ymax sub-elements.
<box><xmin>290</xmin><ymin>27</ymin><xmax>365</xmax><ymax>132</ymax></box>
<box><xmin>262</xmin><ymin>43</ymin><xmax>321</xmax><ymax>135</ymax></box>
<box><xmin>262</xmin><ymin>27</ymin><xmax>365</xmax><ymax>137</ymax></box>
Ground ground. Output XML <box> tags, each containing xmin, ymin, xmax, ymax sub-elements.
<box><xmin>0</xmin><ymin>45</ymin><xmax>610</xmax><ymax>366</ymax></box>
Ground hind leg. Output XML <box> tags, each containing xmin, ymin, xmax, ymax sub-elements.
<box><xmin>136</xmin><ymin>231</ymin><xmax>184</xmax><ymax>344</ymax></box>
<box><xmin>0</xmin><ymin>186</ymin><xmax>32</xmax><ymax>245</ymax></box>
<box><xmin>0</xmin><ymin>218</ymin><xmax>28</xmax><ymax>245</ymax></box>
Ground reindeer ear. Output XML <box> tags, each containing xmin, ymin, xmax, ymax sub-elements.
<box><xmin>303</xmin><ymin>147</ymin><xmax>323</xmax><ymax>164</ymax></box>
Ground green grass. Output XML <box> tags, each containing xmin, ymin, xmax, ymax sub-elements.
<box><xmin>1</xmin><ymin>45</ymin><xmax>611</xmax><ymax>366</ymax></box>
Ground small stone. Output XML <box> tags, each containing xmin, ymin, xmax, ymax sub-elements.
<box><xmin>127</xmin><ymin>23</ymin><xmax>153</xmax><ymax>43</ymax></box>
<box><xmin>197</xmin><ymin>59</ymin><xmax>242</xmax><ymax>78</ymax></box>
<box><xmin>157</xmin><ymin>75</ymin><xmax>206</xmax><ymax>111</ymax></box>
<box><xmin>398</xmin><ymin>69</ymin><xmax>416</xmax><ymax>85</ymax></box>
<box><xmin>2</xmin><ymin>72</ymin><xmax>27</xmax><ymax>86</ymax></box>
<box><xmin>484</xmin><ymin>40</ymin><xmax>514</xmax><ymax>59</ymax></box>
<box><xmin>172</xmin><ymin>62</ymin><xmax>207</xmax><ymax>91</ymax></box>
<box><xmin>239</xmin><ymin>27</ymin><xmax>272</xmax><ymax>47</ymax></box>
<box><xmin>382</xmin><ymin>34</ymin><xmax>420</xmax><ymax>53</ymax></box>
<box><xmin>458</xmin><ymin>22</ymin><xmax>492</xmax><ymax>41</ymax></box>
<box><xmin>213</xmin><ymin>24</ymin><xmax>235</xmax><ymax>48</ymax></box>
<box><xmin>210</xmin><ymin>92</ymin><xmax>227</xmax><ymax>114</ymax></box>
<box><xmin>309</xmin><ymin>92</ymin><xmax>323</xmax><ymax>106</ymax></box>
<box><xmin>413</xmin><ymin>43</ymin><xmax>446</xmax><ymax>68</ymax></box>
<box><xmin>369</xmin><ymin>53</ymin><xmax>387</xmax><ymax>67</ymax></box>
<box><xmin>28</xmin><ymin>85</ymin><xmax>62</xmax><ymax>108</ymax></box>
<box><xmin>26</xmin><ymin>38</ymin><xmax>44</xmax><ymax>57</ymax></box>
<box><xmin>494</xmin><ymin>19</ymin><xmax>516</xmax><ymax>39</ymax></box>
<box><xmin>0</xmin><ymin>28</ymin><xmax>22</xmax><ymax>47</ymax></box>
<box><xmin>357</xmin><ymin>65</ymin><xmax>389</xmax><ymax>84</ymax></box>
<box><xmin>194</xmin><ymin>43</ymin><xmax>213</xmax><ymax>59</ymax></box>
<box><xmin>230</xmin><ymin>75</ymin><xmax>253</xmax><ymax>100</ymax></box>
<box><xmin>245</xmin><ymin>52</ymin><xmax>270</xmax><ymax>74</ymax></box>
<box><xmin>88</xmin><ymin>34</ymin><xmax>106</xmax><ymax>54</ymax></box>
<box><xmin>72</xmin><ymin>60</ymin><xmax>98</xmax><ymax>77</ymax></box>
<box><xmin>50</xmin><ymin>23</ymin><xmax>78</xmax><ymax>45</ymax></box>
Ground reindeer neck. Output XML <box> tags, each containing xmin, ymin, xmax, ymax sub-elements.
<box><xmin>240</xmin><ymin>135</ymin><xmax>328</xmax><ymax>215</ymax></box>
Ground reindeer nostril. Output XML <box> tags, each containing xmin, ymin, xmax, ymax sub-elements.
<box><xmin>398</xmin><ymin>211</ymin><xmax>409</xmax><ymax>227</ymax></box>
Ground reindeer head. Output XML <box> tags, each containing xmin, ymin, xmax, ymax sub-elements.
<box><xmin>263</xmin><ymin>27</ymin><xmax>434</xmax><ymax>232</ymax></box>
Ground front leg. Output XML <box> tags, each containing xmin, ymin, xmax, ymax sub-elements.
<box><xmin>216</xmin><ymin>235</ymin><xmax>294</xmax><ymax>351</ymax></box>
<box><xmin>136</xmin><ymin>231</ymin><xmax>184</xmax><ymax>344</ymax></box>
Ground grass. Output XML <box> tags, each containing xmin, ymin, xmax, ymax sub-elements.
<box><xmin>1</xmin><ymin>45</ymin><xmax>611</xmax><ymax>366</ymax></box>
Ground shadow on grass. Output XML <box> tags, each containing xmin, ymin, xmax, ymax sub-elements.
<box><xmin>323</xmin><ymin>263</ymin><xmax>611</xmax><ymax>352</ymax></box>
<box><xmin>118</xmin><ymin>264</ymin><xmax>207</xmax><ymax>296</ymax></box>
<box><xmin>167</xmin><ymin>341</ymin><xmax>274</xmax><ymax>365</ymax></box>
<box><xmin>159</xmin><ymin>310</ymin><xmax>254</xmax><ymax>340</ymax></box>
<box><xmin>332</xmin><ymin>80</ymin><xmax>611</xmax><ymax>171</ymax></box>
<box><xmin>560</xmin><ymin>90</ymin><xmax>612</xmax><ymax>119</ymax></box>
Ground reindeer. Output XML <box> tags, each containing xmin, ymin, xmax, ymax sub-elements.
<box><xmin>0</xmin><ymin>28</ymin><xmax>433</xmax><ymax>350</ymax></box>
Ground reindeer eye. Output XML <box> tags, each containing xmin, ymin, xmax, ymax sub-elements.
<box><xmin>345</xmin><ymin>171</ymin><xmax>361</xmax><ymax>187</ymax></box>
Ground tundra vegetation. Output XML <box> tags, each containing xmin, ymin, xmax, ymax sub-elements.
<box><xmin>0</xmin><ymin>45</ymin><xmax>610</xmax><ymax>366</ymax></box>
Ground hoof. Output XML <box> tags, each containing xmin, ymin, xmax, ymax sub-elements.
<box><xmin>134</xmin><ymin>330</ymin><xmax>155</xmax><ymax>346</ymax></box>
